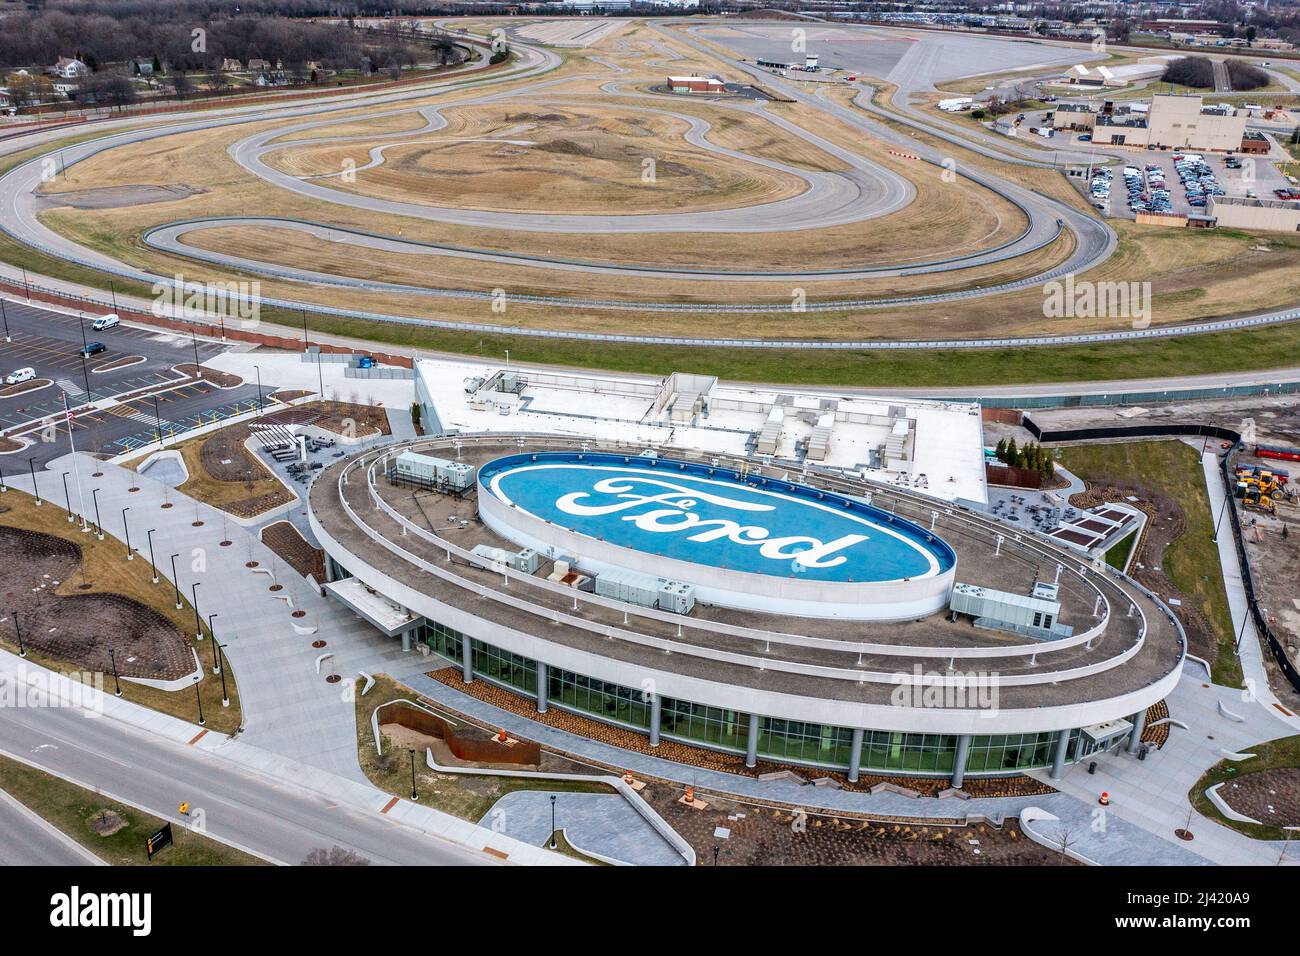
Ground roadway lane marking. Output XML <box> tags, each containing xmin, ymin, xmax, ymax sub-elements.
<box><xmin>379</xmin><ymin>796</ymin><xmax>399</xmax><ymax>814</ymax></box>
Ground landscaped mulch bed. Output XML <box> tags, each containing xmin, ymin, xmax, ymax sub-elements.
<box><xmin>306</xmin><ymin>400</ymin><xmax>391</xmax><ymax>438</ymax></box>
<box><xmin>0</xmin><ymin>524</ymin><xmax>191</xmax><ymax>680</ymax></box>
<box><xmin>641</xmin><ymin>783</ymin><xmax>1072</xmax><ymax>866</ymax></box>
<box><xmin>1218</xmin><ymin>767</ymin><xmax>1300</xmax><ymax>828</ymax></box>
<box><xmin>261</xmin><ymin>520</ymin><xmax>325</xmax><ymax>581</ymax></box>
<box><xmin>174</xmin><ymin>363</ymin><xmax>243</xmax><ymax>387</ymax></box>
<box><xmin>0</xmin><ymin>378</ymin><xmax>52</xmax><ymax>398</ymax></box>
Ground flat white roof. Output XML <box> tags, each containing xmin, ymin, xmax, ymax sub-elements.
<box><xmin>414</xmin><ymin>359</ymin><xmax>988</xmax><ymax>506</ymax></box>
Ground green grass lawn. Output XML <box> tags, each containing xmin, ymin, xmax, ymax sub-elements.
<box><xmin>1189</xmin><ymin>734</ymin><xmax>1300</xmax><ymax>842</ymax></box>
<box><xmin>1058</xmin><ymin>440</ymin><xmax>1241</xmax><ymax>687</ymax></box>
<box><xmin>0</xmin><ymin>753</ymin><xmax>265</xmax><ymax>865</ymax></box>
<box><xmin>1104</xmin><ymin>528</ymin><xmax>1137</xmax><ymax>571</ymax></box>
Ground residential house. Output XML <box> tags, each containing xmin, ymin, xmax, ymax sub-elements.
<box><xmin>49</xmin><ymin>57</ymin><xmax>89</xmax><ymax>80</ymax></box>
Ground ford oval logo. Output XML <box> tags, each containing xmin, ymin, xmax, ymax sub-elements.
<box><xmin>481</xmin><ymin>457</ymin><xmax>953</xmax><ymax>584</ymax></box>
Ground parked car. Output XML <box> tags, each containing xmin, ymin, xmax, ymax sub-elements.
<box><xmin>91</xmin><ymin>313</ymin><xmax>120</xmax><ymax>332</ymax></box>
<box><xmin>81</xmin><ymin>342</ymin><xmax>106</xmax><ymax>357</ymax></box>
<box><xmin>4</xmin><ymin>367</ymin><xmax>35</xmax><ymax>385</ymax></box>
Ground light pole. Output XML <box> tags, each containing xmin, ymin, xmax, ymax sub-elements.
<box><xmin>151</xmin><ymin>392</ymin><xmax>162</xmax><ymax>446</ymax></box>
<box><xmin>61</xmin><ymin>472</ymin><xmax>73</xmax><ymax>522</ymax></box>
<box><xmin>146</xmin><ymin>528</ymin><xmax>158</xmax><ymax>583</ymax></box>
<box><xmin>108</xmin><ymin>646</ymin><xmax>122</xmax><ymax>697</ymax></box>
<box><xmin>194</xmin><ymin>676</ymin><xmax>205</xmax><ymax>726</ymax></box>
<box><xmin>90</xmin><ymin>487</ymin><xmax>103</xmax><ymax>539</ymax></box>
<box><xmin>0</xmin><ymin>297</ymin><xmax>9</xmax><ymax>342</ymax></box>
<box><xmin>169</xmin><ymin>554</ymin><xmax>181</xmax><ymax>609</ymax></box>
<box><xmin>190</xmin><ymin>330</ymin><xmax>201</xmax><ymax>381</ymax></box>
<box><xmin>253</xmin><ymin>364</ymin><xmax>263</xmax><ymax>415</ymax></box>
<box><xmin>207</xmin><ymin>613</ymin><xmax>220</xmax><ymax>672</ymax></box>
<box><xmin>191</xmin><ymin>581</ymin><xmax>202</xmax><ymax>640</ymax></box>
<box><xmin>121</xmin><ymin>507</ymin><xmax>132</xmax><ymax>559</ymax></box>
<box><xmin>409</xmin><ymin>748</ymin><xmax>418</xmax><ymax>800</ymax></box>
<box><xmin>216</xmin><ymin>642</ymin><xmax>229</xmax><ymax>707</ymax></box>
<box><xmin>549</xmin><ymin>794</ymin><xmax>557</xmax><ymax>848</ymax></box>
<box><xmin>11</xmin><ymin>610</ymin><xmax>24</xmax><ymax>658</ymax></box>
<box><xmin>26</xmin><ymin>457</ymin><xmax>40</xmax><ymax>505</ymax></box>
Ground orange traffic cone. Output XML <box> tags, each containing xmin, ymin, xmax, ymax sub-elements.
<box><xmin>623</xmin><ymin>770</ymin><xmax>635</xmax><ymax>785</ymax></box>
<box><xmin>496</xmin><ymin>728</ymin><xmax>508</xmax><ymax>743</ymax></box>
<box><xmin>685</xmin><ymin>786</ymin><xmax>695</xmax><ymax>804</ymax></box>
<box><xmin>1099</xmin><ymin>791</ymin><xmax>1110</xmax><ymax>806</ymax></box>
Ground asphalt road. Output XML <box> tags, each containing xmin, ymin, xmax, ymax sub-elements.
<box><xmin>0</xmin><ymin>786</ymin><xmax>102</xmax><ymax>865</ymax></box>
<box><xmin>0</xmin><ymin>704</ymin><xmax>488</xmax><ymax>867</ymax></box>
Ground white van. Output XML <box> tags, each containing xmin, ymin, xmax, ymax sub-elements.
<box><xmin>91</xmin><ymin>313</ymin><xmax>120</xmax><ymax>332</ymax></box>
<box><xmin>5</xmin><ymin>367</ymin><xmax>36</xmax><ymax>385</ymax></box>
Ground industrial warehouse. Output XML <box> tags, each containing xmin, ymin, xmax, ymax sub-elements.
<box><xmin>307</xmin><ymin>362</ymin><xmax>1186</xmax><ymax>785</ymax></box>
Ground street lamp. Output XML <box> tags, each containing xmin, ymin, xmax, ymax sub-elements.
<box><xmin>191</xmin><ymin>581</ymin><xmax>202</xmax><ymax>640</ymax></box>
<box><xmin>549</xmin><ymin>794</ymin><xmax>557</xmax><ymax>848</ymax></box>
<box><xmin>216</xmin><ymin>642</ymin><xmax>230</xmax><ymax>707</ymax></box>
<box><xmin>90</xmin><ymin>487</ymin><xmax>103</xmax><ymax>539</ymax></box>
<box><xmin>207</xmin><ymin>613</ymin><xmax>220</xmax><ymax>672</ymax></box>
<box><xmin>409</xmin><ymin>748</ymin><xmax>418</xmax><ymax>800</ymax></box>
<box><xmin>253</xmin><ymin>364</ymin><xmax>263</xmax><ymax>415</ymax></box>
<box><xmin>61</xmin><ymin>472</ymin><xmax>73</xmax><ymax>522</ymax></box>
<box><xmin>121</xmin><ymin>507</ymin><xmax>132</xmax><ymax>560</ymax></box>
<box><xmin>151</xmin><ymin>392</ymin><xmax>162</xmax><ymax>446</ymax></box>
<box><xmin>169</xmin><ymin>554</ymin><xmax>181</xmax><ymax>609</ymax></box>
<box><xmin>146</xmin><ymin>528</ymin><xmax>158</xmax><ymax>583</ymax></box>
<box><xmin>194</xmin><ymin>676</ymin><xmax>205</xmax><ymax>726</ymax></box>
<box><xmin>11</xmin><ymin>610</ymin><xmax>24</xmax><ymax>658</ymax></box>
<box><xmin>108</xmin><ymin>646</ymin><xmax>122</xmax><ymax>697</ymax></box>
<box><xmin>26</xmin><ymin>457</ymin><xmax>41</xmax><ymax>505</ymax></box>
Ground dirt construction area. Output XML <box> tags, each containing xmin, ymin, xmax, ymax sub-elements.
<box><xmin>0</xmin><ymin>523</ymin><xmax>191</xmax><ymax>680</ymax></box>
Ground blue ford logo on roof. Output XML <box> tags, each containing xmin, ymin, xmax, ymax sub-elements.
<box><xmin>479</xmin><ymin>454</ymin><xmax>954</xmax><ymax>584</ymax></box>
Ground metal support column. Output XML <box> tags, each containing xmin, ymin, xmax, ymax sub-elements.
<box><xmin>745</xmin><ymin>713</ymin><xmax>761</xmax><ymax>769</ymax></box>
<box><xmin>1126</xmin><ymin>709</ymin><xmax>1148</xmax><ymax>754</ymax></box>
<box><xmin>1050</xmin><ymin>728</ymin><xmax>1072</xmax><ymax>780</ymax></box>
<box><xmin>952</xmin><ymin>734</ymin><xmax>972</xmax><ymax>790</ymax></box>
<box><xmin>536</xmin><ymin>661</ymin><xmax>548</xmax><ymax>714</ymax></box>
<box><xmin>847</xmin><ymin>727</ymin><xmax>864</xmax><ymax>783</ymax></box>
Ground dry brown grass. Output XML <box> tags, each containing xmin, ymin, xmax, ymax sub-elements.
<box><xmin>0</xmin><ymin>489</ymin><xmax>242</xmax><ymax>734</ymax></box>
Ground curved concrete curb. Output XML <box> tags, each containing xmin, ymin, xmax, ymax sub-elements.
<box><xmin>1018</xmin><ymin>806</ymin><xmax>1100</xmax><ymax>866</ymax></box>
<box><xmin>1217</xmin><ymin>699</ymin><xmax>1247</xmax><ymax>722</ymax></box>
<box><xmin>1206</xmin><ymin>782</ymin><xmax>1263</xmax><ymax>825</ymax></box>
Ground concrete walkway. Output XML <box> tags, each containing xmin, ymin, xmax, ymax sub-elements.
<box><xmin>6</xmin><ymin>451</ymin><xmax>406</xmax><ymax>782</ymax></box>
<box><xmin>480</xmin><ymin>792</ymin><xmax>686</xmax><ymax>866</ymax></box>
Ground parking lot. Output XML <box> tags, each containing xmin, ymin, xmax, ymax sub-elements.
<box><xmin>0</xmin><ymin>299</ymin><xmax>273</xmax><ymax>468</ymax></box>
<box><xmin>0</xmin><ymin>299</ymin><xmax>231</xmax><ymax>424</ymax></box>
<box><xmin>1075</xmin><ymin>144</ymin><xmax>1295</xmax><ymax>220</ymax></box>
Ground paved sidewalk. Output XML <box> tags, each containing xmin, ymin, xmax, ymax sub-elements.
<box><xmin>5</xmin><ymin>452</ymin><xmax>407</xmax><ymax>782</ymax></box>
<box><xmin>481</xmin><ymin>791</ymin><xmax>685</xmax><ymax>866</ymax></box>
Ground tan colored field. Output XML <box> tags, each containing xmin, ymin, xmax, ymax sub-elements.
<box><xmin>263</xmin><ymin>103</ymin><xmax>811</xmax><ymax>214</ymax></box>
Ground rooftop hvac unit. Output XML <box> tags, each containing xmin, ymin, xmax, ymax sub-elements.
<box><xmin>658</xmin><ymin>580</ymin><xmax>696</xmax><ymax>615</ymax></box>
<box><xmin>471</xmin><ymin>544</ymin><xmax>515</xmax><ymax>566</ymax></box>
<box><xmin>393</xmin><ymin>451</ymin><xmax>476</xmax><ymax>492</ymax></box>
<box><xmin>511</xmin><ymin>548</ymin><xmax>540</xmax><ymax>574</ymax></box>
<box><xmin>594</xmin><ymin>569</ymin><xmax>663</xmax><ymax>610</ymax></box>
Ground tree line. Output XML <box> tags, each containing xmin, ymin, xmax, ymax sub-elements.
<box><xmin>0</xmin><ymin>6</ymin><xmax>450</xmax><ymax>76</ymax></box>
<box><xmin>994</xmin><ymin>438</ymin><xmax>1056</xmax><ymax>482</ymax></box>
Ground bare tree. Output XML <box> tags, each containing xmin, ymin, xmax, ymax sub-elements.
<box><xmin>301</xmin><ymin>845</ymin><xmax>370</xmax><ymax>866</ymax></box>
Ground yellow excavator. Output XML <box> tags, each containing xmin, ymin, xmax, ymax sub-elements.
<box><xmin>1241</xmin><ymin>474</ymin><xmax>1285</xmax><ymax>501</ymax></box>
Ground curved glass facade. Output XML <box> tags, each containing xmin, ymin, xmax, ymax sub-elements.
<box><xmin>414</xmin><ymin>617</ymin><xmax>1086</xmax><ymax>777</ymax></box>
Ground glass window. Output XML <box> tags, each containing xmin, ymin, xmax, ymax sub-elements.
<box><xmin>660</xmin><ymin>698</ymin><xmax>748</xmax><ymax>751</ymax></box>
<box><xmin>546</xmin><ymin>667</ymin><xmax>651</xmax><ymax>729</ymax></box>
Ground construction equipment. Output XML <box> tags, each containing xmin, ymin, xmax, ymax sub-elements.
<box><xmin>1242</xmin><ymin>488</ymin><xmax>1276</xmax><ymax>515</ymax></box>
<box><xmin>1242</xmin><ymin>474</ymin><xmax>1285</xmax><ymax>500</ymax></box>
<box><xmin>1235</xmin><ymin>464</ymin><xmax>1289</xmax><ymax>487</ymax></box>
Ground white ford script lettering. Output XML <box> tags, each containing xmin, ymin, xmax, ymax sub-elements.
<box><xmin>554</xmin><ymin>476</ymin><xmax>869</xmax><ymax>569</ymax></box>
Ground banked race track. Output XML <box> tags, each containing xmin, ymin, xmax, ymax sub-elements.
<box><xmin>2</xmin><ymin>18</ymin><xmax>1299</xmax><ymax>349</ymax></box>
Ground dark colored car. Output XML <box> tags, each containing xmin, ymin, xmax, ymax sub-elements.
<box><xmin>81</xmin><ymin>342</ymin><xmax>107</xmax><ymax>357</ymax></box>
